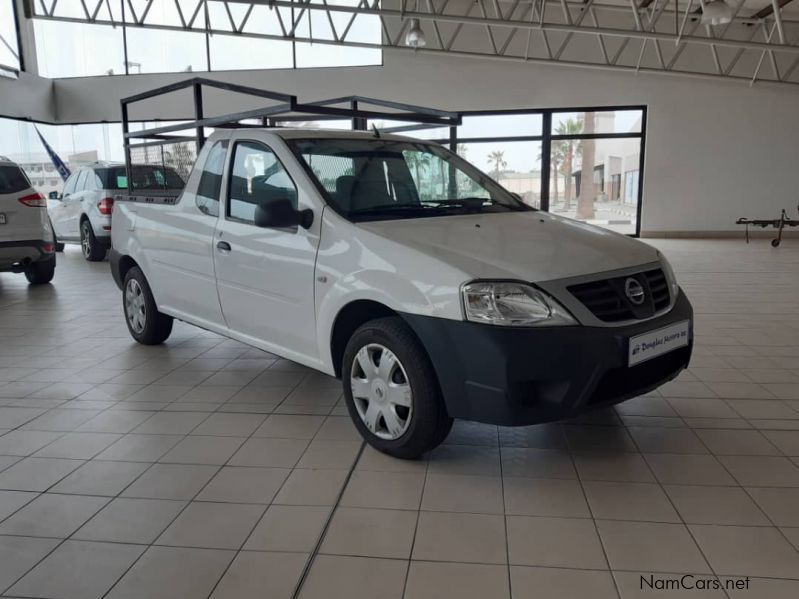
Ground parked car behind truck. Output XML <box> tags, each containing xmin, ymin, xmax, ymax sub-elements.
<box><xmin>111</xmin><ymin>129</ymin><xmax>693</xmax><ymax>458</ymax></box>
<box><xmin>49</xmin><ymin>162</ymin><xmax>184</xmax><ymax>261</ymax></box>
<box><xmin>0</xmin><ymin>156</ymin><xmax>56</xmax><ymax>284</ymax></box>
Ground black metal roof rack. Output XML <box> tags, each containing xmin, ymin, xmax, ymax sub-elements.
<box><xmin>119</xmin><ymin>78</ymin><xmax>459</xmax><ymax>201</ymax></box>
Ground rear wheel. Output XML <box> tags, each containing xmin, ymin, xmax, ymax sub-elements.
<box><xmin>80</xmin><ymin>219</ymin><xmax>107</xmax><ymax>262</ymax></box>
<box><xmin>25</xmin><ymin>255</ymin><xmax>55</xmax><ymax>284</ymax></box>
<box><xmin>123</xmin><ymin>266</ymin><xmax>173</xmax><ymax>345</ymax></box>
<box><xmin>342</xmin><ymin>317</ymin><xmax>452</xmax><ymax>459</ymax></box>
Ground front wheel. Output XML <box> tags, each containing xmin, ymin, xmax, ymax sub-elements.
<box><xmin>342</xmin><ymin>317</ymin><xmax>452</xmax><ymax>459</ymax></box>
<box><xmin>123</xmin><ymin>266</ymin><xmax>173</xmax><ymax>345</ymax></box>
<box><xmin>25</xmin><ymin>255</ymin><xmax>55</xmax><ymax>284</ymax></box>
<box><xmin>80</xmin><ymin>219</ymin><xmax>107</xmax><ymax>261</ymax></box>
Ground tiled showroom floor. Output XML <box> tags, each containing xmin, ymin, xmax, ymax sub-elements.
<box><xmin>1</xmin><ymin>239</ymin><xmax>798</xmax><ymax>599</ymax></box>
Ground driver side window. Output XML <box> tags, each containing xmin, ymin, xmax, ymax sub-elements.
<box><xmin>227</xmin><ymin>141</ymin><xmax>297</xmax><ymax>225</ymax></box>
<box><xmin>62</xmin><ymin>173</ymin><xmax>78</xmax><ymax>196</ymax></box>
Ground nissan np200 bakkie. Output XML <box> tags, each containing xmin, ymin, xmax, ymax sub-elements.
<box><xmin>111</xmin><ymin>129</ymin><xmax>692</xmax><ymax>458</ymax></box>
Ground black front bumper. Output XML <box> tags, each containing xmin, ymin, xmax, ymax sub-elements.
<box><xmin>401</xmin><ymin>290</ymin><xmax>693</xmax><ymax>426</ymax></box>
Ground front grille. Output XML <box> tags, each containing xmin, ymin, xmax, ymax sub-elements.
<box><xmin>568</xmin><ymin>268</ymin><xmax>671</xmax><ymax>322</ymax></box>
<box><xmin>644</xmin><ymin>268</ymin><xmax>671</xmax><ymax>311</ymax></box>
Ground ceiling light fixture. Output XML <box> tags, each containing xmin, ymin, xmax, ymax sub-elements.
<box><xmin>405</xmin><ymin>18</ymin><xmax>427</xmax><ymax>48</ymax></box>
<box><xmin>700</xmin><ymin>0</ymin><xmax>734</xmax><ymax>26</ymax></box>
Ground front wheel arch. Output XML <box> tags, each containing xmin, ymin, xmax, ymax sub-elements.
<box><xmin>330</xmin><ymin>300</ymin><xmax>398</xmax><ymax>378</ymax></box>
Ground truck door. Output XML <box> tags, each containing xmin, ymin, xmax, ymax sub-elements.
<box><xmin>143</xmin><ymin>139</ymin><xmax>228</xmax><ymax>329</ymax></box>
<box><xmin>213</xmin><ymin>136</ymin><xmax>321</xmax><ymax>364</ymax></box>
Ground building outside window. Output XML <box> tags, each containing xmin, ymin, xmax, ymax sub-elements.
<box><xmin>30</xmin><ymin>0</ymin><xmax>382</xmax><ymax>78</ymax></box>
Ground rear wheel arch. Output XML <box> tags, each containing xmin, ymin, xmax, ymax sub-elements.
<box><xmin>117</xmin><ymin>255</ymin><xmax>139</xmax><ymax>285</ymax></box>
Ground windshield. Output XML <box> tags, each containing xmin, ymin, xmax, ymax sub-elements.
<box><xmin>288</xmin><ymin>138</ymin><xmax>533</xmax><ymax>221</ymax></box>
<box><xmin>99</xmin><ymin>166</ymin><xmax>185</xmax><ymax>191</ymax></box>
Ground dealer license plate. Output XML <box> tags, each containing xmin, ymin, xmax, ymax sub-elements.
<box><xmin>629</xmin><ymin>320</ymin><xmax>690</xmax><ymax>367</ymax></box>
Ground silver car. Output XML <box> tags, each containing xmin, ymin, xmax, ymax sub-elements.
<box><xmin>49</xmin><ymin>162</ymin><xmax>184</xmax><ymax>261</ymax></box>
<box><xmin>0</xmin><ymin>156</ymin><xmax>56</xmax><ymax>283</ymax></box>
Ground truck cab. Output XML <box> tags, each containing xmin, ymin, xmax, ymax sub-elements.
<box><xmin>111</xmin><ymin>128</ymin><xmax>692</xmax><ymax>458</ymax></box>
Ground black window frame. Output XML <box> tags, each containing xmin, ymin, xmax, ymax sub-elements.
<box><xmin>224</xmin><ymin>139</ymin><xmax>299</xmax><ymax>231</ymax></box>
<box><xmin>196</xmin><ymin>139</ymin><xmax>229</xmax><ymax>217</ymax></box>
<box><xmin>409</xmin><ymin>105</ymin><xmax>647</xmax><ymax>237</ymax></box>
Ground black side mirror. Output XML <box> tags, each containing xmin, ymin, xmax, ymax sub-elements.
<box><xmin>254</xmin><ymin>197</ymin><xmax>313</xmax><ymax>230</ymax></box>
<box><xmin>48</xmin><ymin>191</ymin><xmax>60</xmax><ymax>200</ymax></box>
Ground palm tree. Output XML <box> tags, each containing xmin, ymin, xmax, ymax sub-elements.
<box><xmin>555</xmin><ymin>118</ymin><xmax>583</xmax><ymax>210</ymax></box>
<box><xmin>550</xmin><ymin>140</ymin><xmax>567</xmax><ymax>207</ymax></box>
<box><xmin>487</xmin><ymin>150</ymin><xmax>507</xmax><ymax>179</ymax></box>
<box><xmin>539</xmin><ymin>142</ymin><xmax>567</xmax><ymax>208</ymax></box>
<box><xmin>405</xmin><ymin>151</ymin><xmax>432</xmax><ymax>200</ymax></box>
<box><xmin>577</xmin><ymin>113</ymin><xmax>596</xmax><ymax>220</ymax></box>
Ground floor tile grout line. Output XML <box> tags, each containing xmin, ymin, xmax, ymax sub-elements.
<box><xmin>399</xmin><ymin>446</ymin><xmax>430</xmax><ymax>598</ymax></box>
<box><xmin>633</xmin><ymin>420</ymin><xmax>739</xmax><ymax>599</ymax></box>
<box><xmin>200</xmin><ymin>406</ymin><xmax>335</xmax><ymax>599</ymax></box>
<box><xmin>497</xmin><ymin>425</ymin><xmax>514</xmax><ymax>599</ymax></box>
<box><xmin>705</xmin><ymin>434</ymin><xmax>799</xmax><ymax>562</ymax></box>
<box><xmin>96</xmin><ymin>461</ymin><xmax>229</xmax><ymax>599</ymax></box>
<box><xmin>288</xmin><ymin>440</ymin><xmax>367</xmax><ymax>599</ymax></box>
<box><xmin>563</xmin><ymin>424</ymin><xmax>624</xmax><ymax>599</ymax></box>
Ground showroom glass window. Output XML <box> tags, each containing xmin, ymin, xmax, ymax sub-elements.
<box><xmin>30</xmin><ymin>0</ymin><xmax>381</xmax><ymax>77</ymax></box>
<box><xmin>432</xmin><ymin>108</ymin><xmax>646</xmax><ymax>236</ymax></box>
<box><xmin>0</xmin><ymin>0</ymin><xmax>20</xmax><ymax>74</ymax></box>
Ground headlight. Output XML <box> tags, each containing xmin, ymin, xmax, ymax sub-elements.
<box><xmin>658</xmin><ymin>252</ymin><xmax>680</xmax><ymax>300</ymax></box>
<box><xmin>462</xmin><ymin>282</ymin><xmax>576</xmax><ymax>326</ymax></box>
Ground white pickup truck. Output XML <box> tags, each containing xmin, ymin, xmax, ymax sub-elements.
<box><xmin>111</xmin><ymin>128</ymin><xmax>693</xmax><ymax>458</ymax></box>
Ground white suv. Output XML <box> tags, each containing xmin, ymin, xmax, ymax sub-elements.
<box><xmin>49</xmin><ymin>162</ymin><xmax>184</xmax><ymax>261</ymax></box>
<box><xmin>111</xmin><ymin>130</ymin><xmax>693</xmax><ymax>458</ymax></box>
<box><xmin>0</xmin><ymin>156</ymin><xmax>57</xmax><ymax>284</ymax></box>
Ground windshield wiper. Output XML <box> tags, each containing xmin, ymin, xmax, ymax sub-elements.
<box><xmin>429</xmin><ymin>197</ymin><xmax>486</xmax><ymax>211</ymax></box>
<box><xmin>351</xmin><ymin>203</ymin><xmax>441</xmax><ymax>215</ymax></box>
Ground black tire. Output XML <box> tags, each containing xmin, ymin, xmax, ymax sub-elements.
<box><xmin>122</xmin><ymin>266</ymin><xmax>173</xmax><ymax>345</ymax></box>
<box><xmin>80</xmin><ymin>219</ymin><xmax>107</xmax><ymax>262</ymax></box>
<box><xmin>342</xmin><ymin>316</ymin><xmax>452</xmax><ymax>459</ymax></box>
<box><xmin>24</xmin><ymin>255</ymin><xmax>55</xmax><ymax>284</ymax></box>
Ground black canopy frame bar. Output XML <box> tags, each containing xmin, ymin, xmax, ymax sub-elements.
<box><xmin>121</xmin><ymin>77</ymin><xmax>461</xmax><ymax>186</ymax></box>
<box><xmin>119</xmin><ymin>78</ymin><xmax>644</xmax><ymax>237</ymax></box>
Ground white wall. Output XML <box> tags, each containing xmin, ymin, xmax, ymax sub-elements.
<box><xmin>0</xmin><ymin>71</ymin><xmax>53</xmax><ymax>122</ymax></box>
<box><xmin>4</xmin><ymin>47</ymin><xmax>799</xmax><ymax>234</ymax></box>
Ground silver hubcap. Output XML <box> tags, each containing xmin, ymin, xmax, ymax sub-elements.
<box><xmin>81</xmin><ymin>224</ymin><xmax>91</xmax><ymax>257</ymax></box>
<box><xmin>350</xmin><ymin>343</ymin><xmax>412</xmax><ymax>440</ymax></box>
<box><xmin>125</xmin><ymin>279</ymin><xmax>146</xmax><ymax>334</ymax></box>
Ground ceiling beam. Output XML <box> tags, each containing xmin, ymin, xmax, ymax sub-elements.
<box><xmin>753</xmin><ymin>0</ymin><xmax>795</xmax><ymax>19</ymax></box>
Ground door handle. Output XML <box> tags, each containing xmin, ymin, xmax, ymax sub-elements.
<box><xmin>216</xmin><ymin>241</ymin><xmax>231</xmax><ymax>252</ymax></box>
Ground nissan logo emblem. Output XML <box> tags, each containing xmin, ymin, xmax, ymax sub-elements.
<box><xmin>625</xmin><ymin>278</ymin><xmax>646</xmax><ymax>305</ymax></box>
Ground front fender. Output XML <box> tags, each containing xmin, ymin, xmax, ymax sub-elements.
<box><xmin>315</xmin><ymin>269</ymin><xmax>443</xmax><ymax>374</ymax></box>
